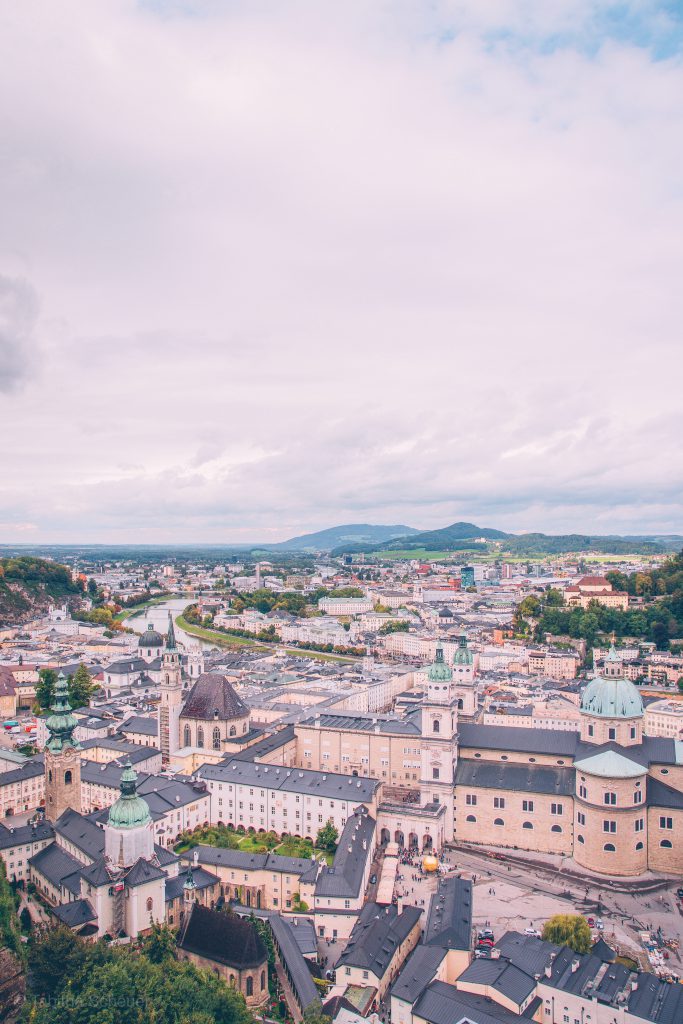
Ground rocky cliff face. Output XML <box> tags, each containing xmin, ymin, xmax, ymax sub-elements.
<box><xmin>0</xmin><ymin>946</ymin><xmax>26</xmax><ymax>1021</ymax></box>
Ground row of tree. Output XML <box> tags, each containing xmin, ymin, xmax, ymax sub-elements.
<box><xmin>35</xmin><ymin>664</ymin><xmax>95</xmax><ymax>711</ymax></box>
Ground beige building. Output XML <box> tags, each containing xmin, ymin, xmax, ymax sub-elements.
<box><xmin>565</xmin><ymin>576</ymin><xmax>629</xmax><ymax>610</ymax></box>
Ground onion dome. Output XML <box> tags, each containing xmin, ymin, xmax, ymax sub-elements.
<box><xmin>427</xmin><ymin>644</ymin><xmax>453</xmax><ymax>683</ymax></box>
<box><xmin>453</xmin><ymin>633</ymin><xmax>473</xmax><ymax>666</ymax></box>
<box><xmin>580</xmin><ymin>675</ymin><xmax>643</xmax><ymax>719</ymax></box>
<box><xmin>45</xmin><ymin>672</ymin><xmax>81</xmax><ymax>753</ymax></box>
<box><xmin>138</xmin><ymin>622</ymin><xmax>164</xmax><ymax>649</ymax></box>
<box><xmin>107</xmin><ymin>761</ymin><xmax>151</xmax><ymax>829</ymax></box>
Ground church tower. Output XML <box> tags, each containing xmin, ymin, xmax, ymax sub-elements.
<box><xmin>420</xmin><ymin>643</ymin><xmax>458</xmax><ymax>841</ymax></box>
<box><xmin>452</xmin><ymin>633</ymin><xmax>477</xmax><ymax>716</ymax></box>
<box><xmin>159</xmin><ymin>612</ymin><xmax>183</xmax><ymax>763</ymax></box>
<box><xmin>44</xmin><ymin>672</ymin><xmax>82</xmax><ymax>819</ymax></box>
<box><xmin>104</xmin><ymin>761</ymin><xmax>155</xmax><ymax>867</ymax></box>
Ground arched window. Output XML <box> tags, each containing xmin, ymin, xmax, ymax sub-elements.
<box><xmin>243</xmin><ymin>722</ymin><xmax>247</xmax><ymax>733</ymax></box>
<box><xmin>212</xmin><ymin>726</ymin><xmax>221</xmax><ymax>750</ymax></box>
<box><xmin>184</xmin><ymin>724</ymin><xmax>191</xmax><ymax>746</ymax></box>
<box><xmin>261</xmin><ymin>971</ymin><xmax>266</xmax><ymax>991</ymax></box>
<box><xmin>197</xmin><ymin>726</ymin><xmax>204</xmax><ymax>748</ymax></box>
<box><xmin>551</xmin><ymin>825</ymin><xmax>562</xmax><ymax>833</ymax></box>
<box><xmin>146</xmin><ymin>897</ymin><xmax>153</xmax><ymax>912</ymax></box>
<box><xmin>660</xmin><ymin>839</ymin><xmax>672</xmax><ymax>848</ymax></box>
<box><xmin>229</xmin><ymin>725</ymin><xmax>236</xmax><ymax>737</ymax></box>
<box><xmin>577</xmin><ymin>834</ymin><xmax>585</xmax><ymax>844</ymax></box>
<box><xmin>48</xmin><ymin>770</ymin><xmax>53</xmax><ymax>783</ymax></box>
<box><xmin>433</xmin><ymin>719</ymin><xmax>440</xmax><ymax>733</ymax></box>
<box><xmin>604</xmin><ymin>843</ymin><xmax>615</xmax><ymax>852</ymax></box>
<box><xmin>246</xmin><ymin>977</ymin><xmax>253</xmax><ymax>997</ymax></box>
<box><xmin>229</xmin><ymin>975</ymin><xmax>235</xmax><ymax>987</ymax></box>
<box><xmin>522</xmin><ymin>821</ymin><xmax>533</xmax><ymax>829</ymax></box>
<box><xmin>635</xmin><ymin>842</ymin><xmax>644</xmax><ymax>850</ymax></box>
<box><xmin>466</xmin><ymin>815</ymin><xmax>476</xmax><ymax>822</ymax></box>
<box><xmin>494</xmin><ymin>818</ymin><xmax>504</xmax><ymax>826</ymax></box>
<box><xmin>64</xmin><ymin>770</ymin><xmax>72</xmax><ymax>786</ymax></box>
<box><xmin>457</xmin><ymin>698</ymin><xmax>464</xmax><ymax>710</ymax></box>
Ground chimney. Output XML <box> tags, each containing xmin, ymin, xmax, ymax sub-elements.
<box><xmin>571</xmin><ymin>959</ymin><xmax>580</xmax><ymax>973</ymax></box>
<box><xmin>544</xmin><ymin>965</ymin><xmax>552</xmax><ymax>978</ymax></box>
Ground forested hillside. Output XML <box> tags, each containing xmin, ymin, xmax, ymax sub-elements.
<box><xmin>0</xmin><ymin>557</ymin><xmax>81</xmax><ymax>626</ymax></box>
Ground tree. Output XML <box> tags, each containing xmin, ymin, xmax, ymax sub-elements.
<box><xmin>677</xmin><ymin>677</ymin><xmax>683</xmax><ymax>693</ymax></box>
<box><xmin>27</xmin><ymin>924</ymin><xmax>89</xmax><ymax>999</ymax></box>
<box><xmin>303</xmin><ymin>1006</ymin><xmax>332</xmax><ymax>1024</ymax></box>
<box><xmin>68</xmin><ymin>663</ymin><xmax>94</xmax><ymax>708</ymax></box>
<box><xmin>140</xmin><ymin>921</ymin><xmax>176</xmax><ymax>963</ymax></box>
<box><xmin>35</xmin><ymin>669</ymin><xmax>57</xmax><ymax>710</ymax></box>
<box><xmin>542</xmin><ymin>914</ymin><xmax>592</xmax><ymax>954</ymax></box>
<box><xmin>19</xmin><ymin>906</ymin><xmax>32</xmax><ymax>933</ymax></box>
<box><xmin>316</xmin><ymin>821</ymin><xmax>339</xmax><ymax>854</ymax></box>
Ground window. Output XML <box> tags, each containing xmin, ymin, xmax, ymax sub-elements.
<box><xmin>466</xmin><ymin>814</ymin><xmax>476</xmax><ymax>822</ymax></box>
<box><xmin>494</xmin><ymin>797</ymin><xmax>505</xmax><ymax>809</ymax></box>
<box><xmin>246</xmin><ymin>977</ymin><xmax>253</xmax><ymax>997</ymax></box>
<box><xmin>197</xmin><ymin>727</ymin><xmax>204</xmax><ymax>748</ymax></box>
<box><xmin>604</xmin><ymin>843</ymin><xmax>615</xmax><ymax>852</ymax></box>
<box><xmin>229</xmin><ymin>725</ymin><xmax>236</xmax><ymax>736</ymax></box>
<box><xmin>604</xmin><ymin>792</ymin><xmax>616</xmax><ymax>805</ymax></box>
<box><xmin>433</xmin><ymin>719</ymin><xmax>440</xmax><ymax>733</ymax></box>
<box><xmin>587</xmin><ymin>724</ymin><xmax>594</xmax><ymax>736</ymax></box>
<box><xmin>635</xmin><ymin>818</ymin><xmax>644</xmax><ymax>833</ymax></box>
<box><xmin>261</xmin><ymin>972</ymin><xmax>266</xmax><ymax>991</ymax></box>
<box><xmin>630</xmin><ymin>727</ymin><xmax>636</xmax><ymax>739</ymax></box>
<box><xmin>577</xmin><ymin>834</ymin><xmax>584</xmax><ymax>844</ymax></box>
<box><xmin>432</xmin><ymin>768</ymin><xmax>440</xmax><ymax>780</ymax></box>
<box><xmin>64</xmin><ymin>770</ymin><xmax>72</xmax><ymax>786</ymax></box>
<box><xmin>551</xmin><ymin>803</ymin><xmax>563</xmax><ymax>816</ymax></box>
<box><xmin>146</xmin><ymin>897</ymin><xmax>153</xmax><ymax>912</ymax></box>
<box><xmin>522</xmin><ymin>821</ymin><xmax>533</xmax><ymax>830</ymax></box>
<box><xmin>494</xmin><ymin>818</ymin><xmax>504</xmax><ymax>826</ymax></box>
<box><xmin>608</xmin><ymin>728</ymin><xmax>616</xmax><ymax>740</ymax></box>
<box><xmin>212</xmin><ymin>726</ymin><xmax>221</xmax><ymax>750</ymax></box>
<box><xmin>183</xmin><ymin>724</ymin><xmax>191</xmax><ymax>746</ymax></box>
<box><xmin>466</xmin><ymin>795</ymin><xmax>477</xmax><ymax>806</ymax></box>
<box><xmin>551</xmin><ymin>825</ymin><xmax>562</xmax><ymax>833</ymax></box>
<box><xmin>603</xmin><ymin>821</ymin><xmax>617</xmax><ymax>833</ymax></box>
<box><xmin>523</xmin><ymin>800</ymin><xmax>534</xmax><ymax>812</ymax></box>
<box><xmin>634</xmin><ymin>790</ymin><xmax>642</xmax><ymax>804</ymax></box>
<box><xmin>579</xmin><ymin>785</ymin><xmax>587</xmax><ymax>799</ymax></box>
<box><xmin>661</xmin><ymin>840</ymin><xmax>673</xmax><ymax>849</ymax></box>
<box><xmin>577</xmin><ymin>812</ymin><xmax>585</xmax><ymax>826</ymax></box>
<box><xmin>660</xmin><ymin>817</ymin><xmax>673</xmax><ymax>830</ymax></box>
<box><xmin>635</xmin><ymin>841</ymin><xmax>644</xmax><ymax>850</ymax></box>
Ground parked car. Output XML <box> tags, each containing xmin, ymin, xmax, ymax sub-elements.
<box><xmin>479</xmin><ymin>928</ymin><xmax>494</xmax><ymax>939</ymax></box>
<box><xmin>587</xmin><ymin>917</ymin><xmax>595</xmax><ymax>927</ymax></box>
<box><xmin>596</xmin><ymin>919</ymin><xmax>604</xmax><ymax>930</ymax></box>
<box><xmin>676</xmin><ymin>889</ymin><xmax>683</xmax><ymax>900</ymax></box>
<box><xmin>524</xmin><ymin>928</ymin><xmax>541</xmax><ymax>938</ymax></box>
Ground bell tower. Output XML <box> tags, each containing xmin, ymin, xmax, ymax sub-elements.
<box><xmin>44</xmin><ymin>672</ymin><xmax>82</xmax><ymax>819</ymax></box>
<box><xmin>160</xmin><ymin>612</ymin><xmax>183</xmax><ymax>763</ymax></box>
<box><xmin>420</xmin><ymin>643</ymin><xmax>458</xmax><ymax>841</ymax></box>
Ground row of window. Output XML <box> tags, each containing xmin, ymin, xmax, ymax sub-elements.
<box><xmin>464</xmin><ymin>816</ymin><xmax>563</xmax><ymax>832</ymax></box>
<box><xmin>577</xmin><ymin>837</ymin><xmax>673</xmax><ymax>851</ymax></box>
<box><xmin>464</xmin><ymin>795</ymin><xmax>562</xmax><ymax>814</ymax></box>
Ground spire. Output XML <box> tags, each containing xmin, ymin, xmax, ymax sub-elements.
<box><xmin>166</xmin><ymin>611</ymin><xmax>177</xmax><ymax>651</ymax></box>
<box><xmin>45</xmin><ymin>672</ymin><xmax>81</xmax><ymax>753</ymax></box>
<box><xmin>183</xmin><ymin>863</ymin><xmax>197</xmax><ymax>901</ymax></box>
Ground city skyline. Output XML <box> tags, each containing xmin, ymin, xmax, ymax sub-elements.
<box><xmin>1</xmin><ymin>1</ymin><xmax>682</xmax><ymax>542</ymax></box>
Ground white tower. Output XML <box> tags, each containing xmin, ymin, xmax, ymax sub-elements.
<box><xmin>420</xmin><ymin>644</ymin><xmax>458</xmax><ymax>841</ymax></box>
<box><xmin>159</xmin><ymin>612</ymin><xmax>183</xmax><ymax>763</ymax></box>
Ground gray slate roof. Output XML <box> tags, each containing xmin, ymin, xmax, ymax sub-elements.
<box><xmin>315</xmin><ymin>808</ymin><xmax>375</xmax><ymax>898</ymax></box>
<box><xmin>336</xmin><ymin>902</ymin><xmax>421</xmax><ymax>978</ymax></box>
<box><xmin>52</xmin><ymin>898</ymin><xmax>97</xmax><ymax>928</ymax></box>
<box><xmin>55</xmin><ymin>808</ymin><xmax>105</xmax><ymax>861</ymax></box>
<box><xmin>458</xmin><ymin>722</ymin><xmax>579</xmax><ymax>756</ymax></box>
<box><xmin>269</xmin><ymin>914</ymin><xmax>320</xmax><ymax>1012</ymax></box>
<box><xmin>164</xmin><ymin>865</ymin><xmax>218</xmax><ymax>901</ymax></box>
<box><xmin>457</xmin><ymin>956</ymin><xmax>537</xmax><ymax>1006</ymax></box>
<box><xmin>29</xmin><ymin>843</ymin><xmax>82</xmax><ymax>894</ymax></box>
<box><xmin>628</xmin><ymin>970</ymin><xmax>683</xmax><ymax>1023</ymax></box>
<box><xmin>390</xmin><ymin>944</ymin><xmax>446</xmax><ymax>1003</ymax></box>
<box><xmin>455</xmin><ymin>760</ymin><xmax>575</xmax><ymax>796</ymax></box>
<box><xmin>424</xmin><ymin>876</ymin><xmax>472</xmax><ymax>950</ymax></box>
<box><xmin>0</xmin><ymin>820</ymin><xmax>54</xmax><ymax>850</ymax></box>
<box><xmin>413</xmin><ymin>980</ymin><xmax>535</xmax><ymax>1024</ymax></box>
<box><xmin>181</xmin><ymin>673</ymin><xmax>248</xmax><ymax>721</ymax></box>
<box><xmin>198</xmin><ymin>758</ymin><xmax>379</xmax><ymax>802</ymax></box>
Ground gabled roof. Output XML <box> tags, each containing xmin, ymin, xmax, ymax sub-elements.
<box><xmin>413</xmin><ymin>980</ymin><xmax>533</xmax><ymax>1024</ymax></box>
<box><xmin>457</xmin><ymin>957</ymin><xmax>536</xmax><ymax>1007</ymax></box>
<box><xmin>29</xmin><ymin>843</ymin><xmax>82</xmax><ymax>892</ymax></box>
<box><xmin>390</xmin><ymin>944</ymin><xmax>446</xmax><ymax>1003</ymax></box>
<box><xmin>181</xmin><ymin>673</ymin><xmax>248</xmax><ymax>721</ymax></box>
<box><xmin>424</xmin><ymin>876</ymin><xmax>472</xmax><ymax>950</ymax></box>
<box><xmin>55</xmin><ymin>808</ymin><xmax>105</xmax><ymax>861</ymax></box>
<box><xmin>456</xmin><ymin>760</ymin><xmax>574</xmax><ymax>796</ymax></box>
<box><xmin>315</xmin><ymin>809</ymin><xmax>375</xmax><ymax>898</ymax></box>
<box><xmin>336</xmin><ymin>903</ymin><xmax>421</xmax><ymax>978</ymax></box>
<box><xmin>124</xmin><ymin>857</ymin><xmax>166</xmax><ymax>888</ymax></box>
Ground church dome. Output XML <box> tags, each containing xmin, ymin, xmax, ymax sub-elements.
<box><xmin>139</xmin><ymin>623</ymin><xmax>164</xmax><ymax>648</ymax></box>
<box><xmin>182</xmin><ymin>673</ymin><xmax>249</xmax><ymax>721</ymax></box>
<box><xmin>107</xmin><ymin>762</ymin><xmax>151</xmax><ymax>829</ymax></box>
<box><xmin>453</xmin><ymin>634</ymin><xmax>473</xmax><ymax>666</ymax></box>
<box><xmin>580</xmin><ymin>675</ymin><xmax>643</xmax><ymax>719</ymax></box>
<box><xmin>427</xmin><ymin>645</ymin><xmax>453</xmax><ymax>683</ymax></box>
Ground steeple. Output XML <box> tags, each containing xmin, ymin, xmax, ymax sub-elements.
<box><xmin>166</xmin><ymin>611</ymin><xmax>177</xmax><ymax>651</ymax></box>
<box><xmin>45</xmin><ymin>672</ymin><xmax>81</xmax><ymax>753</ymax></box>
<box><xmin>105</xmin><ymin>760</ymin><xmax>154</xmax><ymax>865</ymax></box>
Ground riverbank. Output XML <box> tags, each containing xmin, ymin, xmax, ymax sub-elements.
<box><xmin>175</xmin><ymin>613</ymin><xmax>357</xmax><ymax>663</ymax></box>
<box><xmin>114</xmin><ymin>593</ymin><xmax>176</xmax><ymax>623</ymax></box>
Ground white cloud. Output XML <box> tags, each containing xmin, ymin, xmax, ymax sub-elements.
<box><xmin>0</xmin><ymin>1</ymin><xmax>681</xmax><ymax>540</ymax></box>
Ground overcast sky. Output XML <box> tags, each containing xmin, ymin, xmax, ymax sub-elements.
<box><xmin>1</xmin><ymin>1</ymin><xmax>682</xmax><ymax>543</ymax></box>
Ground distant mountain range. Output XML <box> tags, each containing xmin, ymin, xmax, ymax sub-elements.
<box><xmin>266</xmin><ymin>523</ymin><xmax>419</xmax><ymax>553</ymax></box>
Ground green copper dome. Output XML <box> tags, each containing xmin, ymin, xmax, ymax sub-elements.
<box><xmin>427</xmin><ymin>645</ymin><xmax>453</xmax><ymax>683</ymax></box>
<box><xmin>107</xmin><ymin>761</ymin><xmax>151</xmax><ymax>829</ymax></box>
<box><xmin>580</xmin><ymin>675</ymin><xmax>643</xmax><ymax>720</ymax></box>
<box><xmin>45</xmin><ymin>672</ymin><xmax>81</xmax><ymax>753</ymax></box>
<box><xmin>453</xmin><ymin>634</ymin><xmax>473</xmax><ymax>666</ymax></box>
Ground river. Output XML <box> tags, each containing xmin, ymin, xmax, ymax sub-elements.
<box><xmin>120</xmin><ymin>596</ymin><xmax>214</xmax><ymax>651</ymax></box>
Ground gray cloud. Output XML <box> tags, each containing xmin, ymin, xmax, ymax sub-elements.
<box><xmin>0</xmin><ymin>275</ymin><xmax>38</xmax><ymax>392</ymax></box>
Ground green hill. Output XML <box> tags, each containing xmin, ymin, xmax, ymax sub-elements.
<box><xmin>0</xmin><ymin>556</ymin><xmax>82</xmax><ymax>626</ymax></box>
<box><xmin>268</xmin><ymin>523</ymin><xmax>418</xmax><ymax>552</ymax></box>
